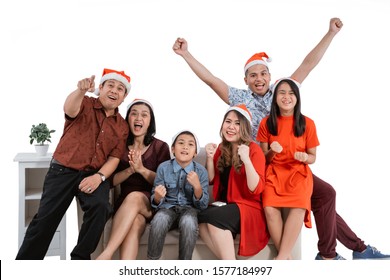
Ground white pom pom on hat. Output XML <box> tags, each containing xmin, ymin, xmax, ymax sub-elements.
<box><xmin>226</xmin><ymin>104</ymin><xmax>252</xmax><ymax>125</ymax></box>
<box><xmin>244</xmin><ymin>52</ymin><xmax>272</xmax><ymax>73</ymax></box>
<box><xmin>94</xmin><ymin>68</ymin><xmax>131</xmax><ymax>96</ymax></box>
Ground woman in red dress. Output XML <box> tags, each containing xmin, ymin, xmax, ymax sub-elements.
<box><xmin>198</xmin><ymin>104</ymin><xmax>269</xmax><ymax>259</ymax></box>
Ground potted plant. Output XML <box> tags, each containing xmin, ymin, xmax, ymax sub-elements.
<box><xmin>29</xmin><ymin>123</ymin><xmax>56</xmax><ymax>156</ymax></box>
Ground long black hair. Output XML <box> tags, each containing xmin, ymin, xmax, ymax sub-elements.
<box><xmin>125</xmin><ymin>101</ymin><xmax>156</xmax><ymax>146</ymax></box>
<box><xmin>266</xmin><ymin>78</ymin><xmax>306</xmax><ymax>137</ymax></box>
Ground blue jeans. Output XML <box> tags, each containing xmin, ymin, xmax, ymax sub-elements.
<box><xmin>147</xmin><ymin>206</ymin><xmax>199</xmax><ymax>260</ymax></box>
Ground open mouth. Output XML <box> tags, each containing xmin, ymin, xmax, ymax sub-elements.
<box><xmin>107</xmin><ymin>95</ymin><xmax>118</xmax><ymax>101</ymax></box>
<box><xmin>254</xmin><ymin>83</ymin><xmax>264</xmax><ymax>90</ymax></box>
<box><xmin>226</xmin><ymin>130</ymin><xmax>236</xmax><ymax>136</ymax></box>
<box><xmin>133</xmin><ymin>123</ymin><xmax>143</xmax><ymax>131</ymax></box>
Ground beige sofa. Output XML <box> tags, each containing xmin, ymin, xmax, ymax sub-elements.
<box><xmin>77</xmin><ymin>147</ymin><xmax>301</xmax><ymax>260</ymax></box>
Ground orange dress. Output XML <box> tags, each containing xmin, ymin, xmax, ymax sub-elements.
<box><xmin>257</xmin><ymin>115</ymin><xmax>319</xmax><ymax>228</ymax></box>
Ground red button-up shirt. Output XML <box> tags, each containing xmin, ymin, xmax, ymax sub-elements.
<box><xmin>53</xmin><ymin>96</ymin><xmax>129</xmax><ymax>171</ymax></box>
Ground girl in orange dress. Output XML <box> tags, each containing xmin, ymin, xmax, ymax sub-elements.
<box><xmin>257</xmin><ymin>78</ymin><xmax>319</xmax><ymax>260</ymax></box>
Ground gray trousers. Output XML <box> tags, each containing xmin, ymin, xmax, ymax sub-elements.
<box><xmin>147</xmin><ymin>206</ymin><xmax>199</xmax><ymax>260</ymax></box>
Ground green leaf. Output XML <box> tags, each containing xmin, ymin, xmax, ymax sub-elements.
<box><xmin>29</xmin><ymin>123</ymin><xmax>56</xmax><ymax>145</ymax></box>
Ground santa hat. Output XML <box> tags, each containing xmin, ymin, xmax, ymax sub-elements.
<box><xmin>95</xmin><ymin>68</ymin><xmax>131</xmax><ymax>95</ymax></box>
<box><xmin>172</xmin><ymin>129</ymin><xmax>200</xmax><ymax>154</ymax></box>
<box><xmin>244</xmin><ymin>52</ymin><xmax>272</xmax><ymax>73</ymax></box>
<box><xmin>226</xmin><ymin>104</ymin><xmax>252</xmax><ymax>125</ymax></box>
<box><xmin>271</xmin><ymin>77</ymin><xmax>301</xmax><ymax>93</ymax></box>
<box><xmin>126</xmin><ymin>98</ymin><xmax>154</xmax><ymax>112</ymax></box>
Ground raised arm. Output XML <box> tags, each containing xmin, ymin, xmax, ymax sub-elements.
<box><xmin>290</xmin><ymin>18</ymin><xmax>343</xmax><ymax>84</ymax></box>
<box><xmin>64</xmin><ymin>75</ymin><xmax>95</xmax><ymax>118</ymax></box>
<box><xmin>238</xmin><ymin>144</ymin><xmax>260</xmax><ymax>192</ymax></box>
<box><xmin>173</xmin><ymin>38</ymin><xmax>230</xmax><ymax>104</ymax></box>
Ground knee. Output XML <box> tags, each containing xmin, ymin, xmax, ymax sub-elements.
<box><xmin>179</xmin><ymin>215</ymin><xmax>198</xmax><ymax>232</ymax></box>
<box><xmin>150</xmin><ymin>210</ymin><xmax>170</xmax><ymax>229</ymax></box>
<box><xmin>123</xmin><ymin>192</ymin><xmax>147</xmax><ymax>208</ymax></box>
<box><xmin>328</xmin><ymin>186</ymin><xmax>336</xmax><ymax>200</ymax></box>
<box><xmin>313</xmin><ymin>176</ymin><xmax>337</xmax><ymax>201</ymax></box>
<box><xmin>320</xmin><ymin>183</ymin><xmax>336</xmax><ymax>201</ymax></box>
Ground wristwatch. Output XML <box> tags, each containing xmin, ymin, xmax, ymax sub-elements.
<box><xmin>97</xmin><ymin>172</ymin><xmax>106</xmax><ymax>182</ymax></box>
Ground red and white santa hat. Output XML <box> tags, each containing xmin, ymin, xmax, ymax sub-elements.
<box><xmin>95</xmin><ymin>68</ymin><xmax>131</xmax><ymax>95</ymax></box>
<box><xmin>244</xmin><ymin>52</ymin><xmax>272</xmax><ymax>74</ymax></box>
<box><xmin>226</xmin><ymin>104</ymin><xmax>252</xmax><ymax>125</ymax></box>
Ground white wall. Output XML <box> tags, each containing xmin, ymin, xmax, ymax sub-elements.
<box><xmin>1</xmin><ymin>0</ymin><xmax>389</xmax><ymax>273</ymax></box>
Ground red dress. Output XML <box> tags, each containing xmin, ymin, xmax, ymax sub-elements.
<box><xmin>212</xmin><ymin>142</ymin><xmax>269</xmax><ymax>256</ymax></box>
<box><xmin>257</xmin><ymin>115</ymin><xmax>319</xmax><ymax>228</ymax></box>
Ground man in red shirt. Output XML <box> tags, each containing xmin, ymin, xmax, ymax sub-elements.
<box><xmin>16</xmin><ymin>69</ymin><xmax>130</xmax><ymax>260</ymax></box>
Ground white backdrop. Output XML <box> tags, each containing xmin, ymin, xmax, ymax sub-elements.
<box><xmin>1</xmin><ymin>0</ymin><xmax>390</xmax><ymax>275</ymax></box>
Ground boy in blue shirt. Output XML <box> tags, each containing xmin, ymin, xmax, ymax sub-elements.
<box><xmin>147</xmin><ymin>130</ymin><xmax>209</xmax><ymax>260</ymax></box>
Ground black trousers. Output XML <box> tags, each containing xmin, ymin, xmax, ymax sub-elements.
<box><xmin>15</xmin><ymin>162</ymin><xmax>111</xmax><ymax>260</ymax></box>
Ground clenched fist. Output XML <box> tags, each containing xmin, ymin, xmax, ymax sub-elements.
<box><xmin>294</xmin><ymin>152</ymin><xmax>308</xmax><ymax>163</ymax></box>
<box><xmin>270</xmin><ymin>141</ymin><xmax>283</xmax><ymax>154</ymax></box>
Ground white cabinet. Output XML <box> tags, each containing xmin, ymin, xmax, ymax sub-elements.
<box><xmin>14</xmin><ymin>153</ymin><xmax>66</xmax><ymax>260</ymax></box>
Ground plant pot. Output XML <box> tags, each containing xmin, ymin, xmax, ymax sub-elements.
<box><xmin>35</xmin><ymin>144</ymin><xmax>49</xmax><ymax>156</ymax></box>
